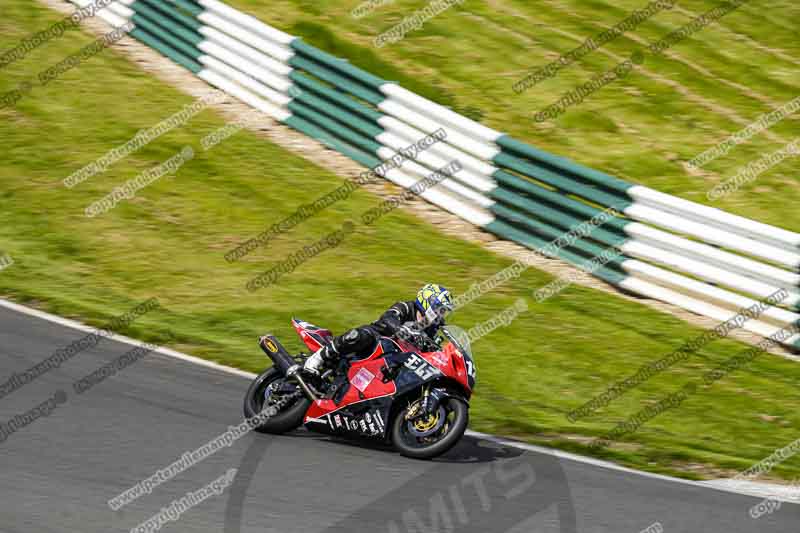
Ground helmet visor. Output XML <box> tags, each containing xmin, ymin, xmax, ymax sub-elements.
<box><xmin>424</xmin><ymin>293</ymin><xmax>454</xmax><ymax>327</ymax></box>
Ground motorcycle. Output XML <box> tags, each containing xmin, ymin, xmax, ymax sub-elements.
<box><xmin>243</xmin><ymin>318</ymin><xmax>476</xmax><ymax>459</ymax></box>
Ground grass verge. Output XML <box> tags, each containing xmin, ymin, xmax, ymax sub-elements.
<box><xmin>228</xmin><ymin>0</ymin><xmax>800</xmax><ymax>231</ymax></box>
<box><xmin>1</xmin><ymin>1</ymin><xmax>800</xmax><ymax>481</ymax></box>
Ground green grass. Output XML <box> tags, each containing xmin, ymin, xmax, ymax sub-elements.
<box><xmin>223</xmin><ymin>0</ymin><xmax>800</xmax><ymax>232</ymax></box>
<box><xmin>2</xmin><ymin>1</ymin><xmax>800</xmax><ymax>481</ymax></box>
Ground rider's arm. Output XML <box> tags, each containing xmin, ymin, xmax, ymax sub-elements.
<box><xmin>372</xmin><ymin>301</ymin><xmax>416</xmax><ymax>336</ymax></box>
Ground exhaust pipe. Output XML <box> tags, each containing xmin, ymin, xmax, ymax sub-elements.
<box><xmin>259</xmin><ymin>335</ymin><xmax>318</xmax><ymax>402</ymax></box>
<box><xmin>258</xmin><ymin>335</ymin><xmax>295</xmax><ymax>375</ymax></box>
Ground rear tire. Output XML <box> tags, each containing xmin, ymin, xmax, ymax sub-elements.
<box><xmin>391</xmin><ymin>397</ymin><xmax>469</xmax><ymax>459</ymax></box>
<box><xmin>243</xmin><ymin>368</ymin><xmax>311</xmax><ymax>434</ymax></box>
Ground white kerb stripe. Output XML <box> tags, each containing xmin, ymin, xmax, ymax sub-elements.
<box><xmin>198</xmin><ymin>69</ymin><xmax>291</xmax><ymax>121</ymax></box>
<box><xmin>379</xmin><ymin>153</ymin><xmax>495</xmax><ymax>209</ymax></box>
<box><xmin>619</xmin><ymin>277</ymin><xmax>800</xmax><ymax>349</ymax></box>
<box><xmin>621</xmin><ymin>240</ymin><xmax>800</xmax><ymax>307</ymax></box>
<box><xmin>379</xmin><ymin>167</ymin><xmax>495</xmax><ymax>227</ymax></box>
<box><xmin>624</xmin><ymin>203</ymin><xmax>800</xmax><ymax>269</ymax></box>
<box><xmin>200</xmin><ymin>56</ymin><xmax>291</xmax><ymax>106</ymax></box>
<box><xmin>103</xmin><ymin>1</ymin><xmax>134</xmax><ymax>20</ymax></box>
<box><xmin>629</xmin><ymin>186</ymin><xmax>800</xmax><ymax>250</ymax></box>
<box><xmin>71</xmin><ymin>0</ymin><xmax>131</xmax><ymax>27</ymax></box>
<box><xmin>374</xmin><ymin>144</ymin><xmax>496</xmax><ymax>194</ymax></box>
<box><xmin>198</xmin><ymin>38</ymin><xmax>292</xmax><ymax>78</ymax></box>
<box><xmin>376</xmin><ymin>128</ymin><xmax>498</xmax><ymax>178</ymax></box>
<box><xmin>624</xmin><ymin>222</ymin><xmax>800</xmax><ymax>288</ymax></box>
<box><xmin>380</xmin><ymin>83</ymin><xmax>503</xmax><ymax>143</ymax></box>
<box><xmin>196</xmin><ymin>0</ymin><xmax>295</xmax><ymax>46</ymax></box>
<box><xmin>197</xmin><ymin>14</ymin><xmax>294</xmax><ymax>63</ymax></box>
<box><xmin>378</xmin><ymin>101</ymin><xmax>500</xmax><ymax>161</ymax></box>
<box><xmin>621</xmin><ymin>259</ymin><xmax>800</xmax><ymax>328</ymax></box>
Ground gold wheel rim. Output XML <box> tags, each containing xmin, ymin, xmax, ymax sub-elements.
<box><xmin>411</xmin><ymin>411</ymin><xmax>441</xmax><ymax>432</ymax></box>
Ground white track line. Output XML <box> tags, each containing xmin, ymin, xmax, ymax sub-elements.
<box><xmin>1</xmin><ymin>297</ymin><xmax>796</xmax><ymax>503</ymax></box>
<box><xmin>0</xmin><ymin>298</ymin><xmax>256</xmax><ymax>379</ymax></box>
<box><xmin>465</xmin><ymin>430</ymin><xmax>800</xmax><ymax>503</ymax></box>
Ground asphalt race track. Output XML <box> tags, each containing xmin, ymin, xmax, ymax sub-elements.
<box><xmin>0</xmin><ymin>305</ymin><xmax>797</xmax><ymax>533</ymax></box>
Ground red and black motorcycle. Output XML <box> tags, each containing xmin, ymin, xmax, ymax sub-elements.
<box><xmin>243</xmin><ymin>318</ymin><xmax>476</xmax><ymax>459</ymax></box>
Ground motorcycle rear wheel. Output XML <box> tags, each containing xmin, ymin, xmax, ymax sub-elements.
<box><xmin>391</xmin><ymin>397</ymin><xmax>468</xmax><ymax>459</ymax></box>
<box><xmin>243</xmin><ymin>368</ymin><xmax>311</xmax><ymax>434</ymax></box>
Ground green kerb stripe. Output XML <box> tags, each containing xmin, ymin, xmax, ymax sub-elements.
<box><xmin>287</xmin><ymin>100</ymin><xmax>381</xmax><ymax>155</ymax></box>
<box><xmin>289</xmin><ymin>72</ymin><xmax>384</xmax><ymax>123</ymax></box>
<box><xmin>287</xmin><ymin>101</ymin><xmax>382</xmax><ymax>154</ymax></box>
<box><xmin>130</xmin><ymin>14</ymin><xmax>201</xmax><ymax>60</ymax></box>
<box><xmin>485</xmin><ymin>219</ymin><xmax>627</xmax><ymax>285</ymax></box>
<box><xmin>491</xmin><ymin>203</ymin><xmax>626</xmax><ymax>259</ymax></box>
<box><xmin>289</xmin><ymin>55</ymin><xmax>384</xmax><ymax>105</ymax></box>
<box><xmin>292</xmin><ymin>91</ymin><xmax>383</xmax><ymax>139</ymax></box>
<box><xmin>496</xmin><ymin>135</ymin><xmax>634</xmax><ymax>196</ymax></box>
<box><xmin>284</xmin><ymin>115</ymin><xmax>381</xmax><ymax>169</ymax></box>
<box><xmin>129</xmin><ymin>26</ymin><xmax>202</xmax><ymax>72</ymax></box>
<box><xmin>129</xmin><ymin>3</ymin><xmax>203</xmax><ymax>46</ymax></box>
<box><xmin>163</xmin><ymin>0</ymin><xmax>203</xmax><ymax>17</ymax></box>
<box><xmin>490</xmin><ymin>172</ymin><xmax>631</xmax><ymax>233</ymax></box>
<box><xmin>290</xmin><ymin>40</ymin><xmax>387</xmax><ymax>89</ymax></box>
<box><xmin>493</xmin><ymin>156</ymin><xmax>631</xmax><ymax>210</ymax></box>
<box><xmin>490</xmin><ymin>189</ymin><xmax>629</xmax><ymax>248</ymax></box>
<box><xmin>137</xmin><ymin>0</ymin><xmax>202</xmax><ymax>31</ymax></box>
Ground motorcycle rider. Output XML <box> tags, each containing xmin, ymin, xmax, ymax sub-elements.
<box><xmin>303</xmin><ymin>283</ymin><xmax>454</xmax><ymax>375</ymax></box>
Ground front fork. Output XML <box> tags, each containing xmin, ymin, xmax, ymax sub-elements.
<box><xmin>406</xmin><ymin>385</ymin><xmax>445</xmax><ymax>420</ymax></box>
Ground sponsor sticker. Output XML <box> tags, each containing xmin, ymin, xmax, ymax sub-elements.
<box><xmin>432</xmin><ymin>352</ymin><xmax>449</xmax><ymax>366</ymax></box>
<box><xmin>351</xmin><ymin>368</ymin><xmax>376</xmax><ymax>392</ymax></box>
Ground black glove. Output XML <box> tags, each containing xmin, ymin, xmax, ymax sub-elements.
<box><xmin>396</xmin><ymin>322</ymin><xmax>437</xmax><ymax>351</ymax></box>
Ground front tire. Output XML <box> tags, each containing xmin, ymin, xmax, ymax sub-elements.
<box><xmin>243</xmin><ymin>368</ymin><xmax>311</xmax><ymax>434</ymax></box>
<box><xmin>391</xmin><ymin>397</ymin><xmax>469</xmax><ymax>459</ymax></box>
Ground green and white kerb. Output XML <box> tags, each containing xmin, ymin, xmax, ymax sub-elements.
<box><xmin>68</xmin><ymin>0</ymin><xmax>800</xmax><ymax>350</ymax></box>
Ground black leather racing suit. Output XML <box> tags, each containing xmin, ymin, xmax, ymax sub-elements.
<box><xmin>318</xmin><ymin>301</ymin><xmax>440</xmax><ymax>366</ymax></box>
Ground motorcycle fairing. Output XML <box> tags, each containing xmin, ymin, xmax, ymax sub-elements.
<box><xmin>304</xmin><ymin>356</ymin><xmax>396</xmax><ymax>428</ymax></box>
<box><xmin>387</xmin><ymin>339</ymin><xmax>470</xmax><ymax>394</ymax></box>
<box><xmin>292</xmin><ymin>318</ymin><xmax>333</xmax><ymax>352</ymax></box>
<box><xmin>306</xmin><ymin>396</ymin><xmax>393</xmax><ymax>439</ymax></box>
<box><xmin>300</xmin><ymin>329</ymin><xmax>472</xmax><ymax>440</ymax></box>
<box><xmin>382</xmin><ymin>351</ymin><xmax>448</xmax><ymax>398</ymax></box>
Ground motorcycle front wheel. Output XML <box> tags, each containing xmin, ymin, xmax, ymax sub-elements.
<box><xmin>243</xmin><ymin>368</ymin><xmax>311</xmax><ymax>434</ymax></box>
<box><xmin>391</xmin><ymin>397</ymin><xmax>469</xmax><ymax>459</ymax></box>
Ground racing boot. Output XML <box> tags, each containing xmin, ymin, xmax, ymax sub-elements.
<box><xmin>303</xmin><ymin>345</ymin><xmax>335</xmax><ymax>375</ymax></box>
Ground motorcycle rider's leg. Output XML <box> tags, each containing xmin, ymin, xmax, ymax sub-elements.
<box><xmin>304</xmin><ymin>326</ymin><xmax>379</xmax><ymax>374</ymax></box>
